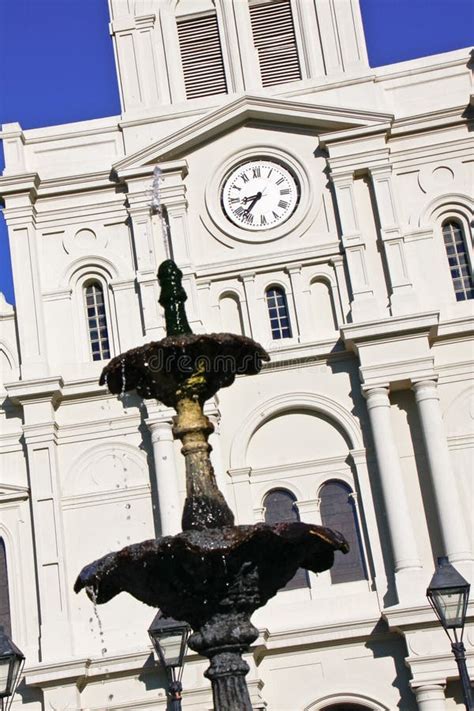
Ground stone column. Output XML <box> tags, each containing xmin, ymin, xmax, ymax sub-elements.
<box><xmin>364</xmin><ymin>387</ymin><xmax>422</xmax><ymax>575</ymax></box>
<box><xmin>412</xmin><ymin>380</ymin><xmax>472</xmax><ymax>564</ymax></box>
<box><xmin>330</xmin><ymin>170</ymin><xmax>380</xmax><ymax>322</ymax></box>
<box><xmin>369</xmin><ymin>165</ymin><xmax>417</xmax><ymax>315</ymax></box>
<box><xmin>146</xmin><ymin>419</ymin><xmax>181</xmax><ymax>535</ymax></box>
<box><xmin>413</xmin><ymin>684</ymin><xmax>446</xmax><ymax>711</ymax></box>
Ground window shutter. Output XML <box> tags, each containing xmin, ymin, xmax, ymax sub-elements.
<box><xmin>177</xmin><ymin>13</ymin><xmax>227</xmax><ymax>100</ymax></box>
<box><xmin>249</xmin><ymin>0</ymin><xmax>302</xmax><ymax>87</ymax></box>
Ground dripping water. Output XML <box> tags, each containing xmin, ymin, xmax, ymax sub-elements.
<box><xmin>120</xmin><ymin>358</ymin><xmax>126</xmax><ymax>399</ymax></box>
<box><xmin>87</xmin><ymin>586</ymin><xmax>107</xmax><ymax>656</ymax></box>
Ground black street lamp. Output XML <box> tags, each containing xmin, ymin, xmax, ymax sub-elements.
<box><xmin>148</xmin><ymin>612</ymin><xmax>191</xmax><ymax>710</ymax></box>
<box><xmin>0</xmin><ymin>631</ymin><xmax>25</xmax><ymax>711</ymax></box>
<box><xmin>427</xmin><ymin>556</ymin><xmax>473</xmax><ymax>711</ymax></box>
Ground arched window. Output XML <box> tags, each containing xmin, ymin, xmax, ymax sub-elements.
<box><xmin>442</xmin><ymin>220</ymin><xmax>474</xmax><ymax>301</ymax></box>
<box><xmin>219</xmin><ymin>292</ymin><xmax>245</xmax><ymax>335</ymax></box>
<box><xmin>0</xmin><ymin>539</ymin><xmax>12</xmax><ymax>636</ymax></box>
<box><xmin>266</xmin><ymin>287</ymin><xmax>292</xmax><ymax>339</ymax></box>
<box><xmin>319</xmin><ymin>481</ymin><xmax>366</xmax><ymax>584</ymax></box>
<box><xmin>84</xmin><ymin>282</ymin><xmax>110</xmax><ymax>361</ymax></box>
<box><xmin>264</xmin><ymin>489</ymin><xmax>309</xmax><ymax>590</ymax></box>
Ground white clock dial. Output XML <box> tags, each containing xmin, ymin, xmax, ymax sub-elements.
<box><xmin>222</xmin><ymin>159</ymin><xmax>299</xmax><ymax>231</ymax></box>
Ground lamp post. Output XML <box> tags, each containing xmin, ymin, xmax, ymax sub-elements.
<box><xmin>427</xmin><ymin>556</ymin><xmax>473</xmax><ymax>710</ymax></box>
<box><xmin>0</xmin><ymin>630</ymin><xmax>25</xmax><ymax>711</ymax></box>
<box><xmin>148</xmin><ymin>612</ymin><xmax>191</xmax><ymax>710</ymax></box>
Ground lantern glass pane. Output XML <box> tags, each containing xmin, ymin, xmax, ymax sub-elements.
<box><xmin>431</xmin><ymin>587</ymin><xmax>466</xmax><ymax>628</ymax></box>
<box><xmin>156</xmin><ymin>631</ymin><xmax>185</xmax><ymax>668</ymax></box>
<box><xmin>0</xmin><ymin>656</ymin><xmax>11</xmax><ymax>696</ymax></box>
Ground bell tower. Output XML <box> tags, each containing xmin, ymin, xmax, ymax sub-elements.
<box><xmin>108</xmin><ymin>0</ymin><xmax>369</xmax><ymax>118</ymax></box>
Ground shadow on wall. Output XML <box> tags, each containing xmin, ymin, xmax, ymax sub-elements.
<box><xmin>365</xmin><ymin>617</ymin><xmax>417</xmax><ymax>711</ymax></box>
<box><xmin>327</xmin><ymin>355</ymin><xmax>398</xmax><ymax>608</ymax></box>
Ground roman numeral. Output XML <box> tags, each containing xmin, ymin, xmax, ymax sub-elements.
<box><xmin>280</xmin><ymin>188</ymin><xmax>290</xmax><ymax>195</ymax></box>
<box><xmin>260</xmin><ymin>215</ymin><xmax>267</xmax><ymax>226</ymax></box>
<box><xmin>276</xmin><ymin>177</ymin><xmax>284</xmax><ymax>185</ymax></box>
<box><xmin>272</xmin><ymin>211</ymin><xmax>279</xmax><ymax>220</ymax></box>
<box><xmin>278</xmin><ymin>200</ymin><xmax>288</xmax><ymax>209</ymax></box>
<box><xmin>267</xmin><ymin>168</ymin><xmax>273</xmax><ymax>178</ymax></box>
<box><xmin>235</xmin><ymin>207</ymin><xmax>245</xmax><ymax>216</ymax></box>
<box><xmin>232</xmin><ymin>184</ymin><xmax>241</xmax><ymax>192</ymax></box>
<box><xmin>241</xmin><ymin>173</ymin><xmax>249</xmax><ymax>183</ymax></box>
<box><xmin>229</xmin><ymin>197</ymin><xmax>239</xmax><ymax>204</ymax></box>
<box><xmin>243</xmin><ymin>212</ymin><xmax>254</xmax><ymax>224</ymax></box>
<box><xmin>252</xmin><ymin>166</ymin><xmax>261</xmax><ymax>178</ymax></box>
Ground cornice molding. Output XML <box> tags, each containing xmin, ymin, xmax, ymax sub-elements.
<box><xmin>0</xmin><ymin>172</ymin><xmax>40</xmax><ymax>199</ymax></box>
<box><xmin>0</xmin><ymin>483</ymin><xmax>29</xmax><ymax>503</ymax></box>
<box><xmin>341</xmin><ymin>311</ymin><xmax>440</xmax><ymax>347</ymax></box>
<box><xmin>4</xmin><ymin>376</ymin><xmax>63</xmax><ymax>405</ymax></box>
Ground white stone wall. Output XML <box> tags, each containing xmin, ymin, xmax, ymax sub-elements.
<box><xmin>0</xmin><ymin>1</ymin><xmax>473</xmax><ymax>709</ymax></box>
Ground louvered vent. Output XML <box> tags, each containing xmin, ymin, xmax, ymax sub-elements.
<box><xmin>177</xmin><ymin>13</ymin><xmax>227</xmax><ymax>100</ymax></box>
<box><xmin>249</xmin><ymin>0</ymin><xmax>302</xmax><ymax>87</ymax></box>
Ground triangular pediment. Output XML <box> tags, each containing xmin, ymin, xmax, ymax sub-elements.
<box><xmin>113</xmin><ymin>94</ymin><xmax>392</xmax><ymax>172</ymax></box>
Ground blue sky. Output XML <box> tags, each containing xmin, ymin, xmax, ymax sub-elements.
<box><xmin>0</xmin><ymin>0</ymin><xmax>473</xmax><ymax>304</ymax></box>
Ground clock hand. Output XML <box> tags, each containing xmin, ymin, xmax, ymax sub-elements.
<box><xmin>244</xmin><ymin>191</ymin><xmax>262</xmax><ymax>213</ymax></box>
<box><xmin>242</xmin><ymin>190</ymin><xmax>266</xmax><ymax>204</ymax></box>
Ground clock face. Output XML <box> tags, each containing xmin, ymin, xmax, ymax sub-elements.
<box><xmin>221</xmin><ymin>159</ymin><xmax>299</xmax><ymax>231</ymax></box>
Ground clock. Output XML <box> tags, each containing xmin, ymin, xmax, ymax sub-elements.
<box><xmin>221</xmin><ymin>159</ymin><xmax>299</xmax><ymax>231</ymax></box>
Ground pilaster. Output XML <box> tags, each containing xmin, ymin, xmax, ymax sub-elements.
<box><xmin>369</xmin><ymin>165</ymin><xmax>417</xmax><ymax>315</ymax></box>
<box><xmin>109</xmin><ymin>11</ymin><xmax>170</xmax><ymax>115</ymax></box>
<box><xmin>6</xmin><ymin>378</ymin><xmax>72</xmax><ymax>661</ymax></box>
<box><xmin>330</xmin><ymin>170</ymin><xmax>380</xmax><ymax>322</ymax></box>
<box><xmin>286</xmin><ymin>264</ymin><xmax>310</xmax><ymax>342</ymax></box>
<box><xmin>158</xmin><ymin>162</ymin><xmax>203</xmax><ymax>330</ymax></box>
<box><xmin>118</xmin><ymin>167</ymin><xmax>163</xmax><ymax>339</ymax></box>
<box><xmin>329</xmin><ymin>255</ymin><xmax>351</xmax><ymax>324</ymax></box>
<box><xmin>294</xmin><ymin>497</ymin><xmax>320</xmax><ymax>525</ymax></box>
<box><xmin>240</xmin><ymin>273</ymin><xmax>260</xmax><ymax>341</ymax></box>
<box><xmin>0</xmin><ymin>174</ymin><xmax>48</xmax><ymax>379</ymax></box>
<box><xmin>205</xmin><ymin>404</ymin><xmax>230</xmax><ymax>503</ymax></box>
<box><xmin>215</xmin><ymin>0</ymin><xmax>245</xmax><ymax>93</ymax></box>
<box><xmin>232</xmin><ymin>0</ymin><xmax>261</xmax><ymax>91</ymax></box>
<box><xmin>227</xmin><ymin>467</ymin><xmax>254</xmax><ymax>525</ymax></box>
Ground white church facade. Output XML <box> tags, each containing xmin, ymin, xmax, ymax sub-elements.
<box><xmin>0</xmin><ymin>1</ymin><xmax>473</xmax><ymax>709</ymax></box>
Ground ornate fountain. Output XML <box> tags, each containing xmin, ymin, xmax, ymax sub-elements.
<box><xmin>75</xmin><ymin>260</ymin><xmax>349</xmax><ymax>710</ymax></box>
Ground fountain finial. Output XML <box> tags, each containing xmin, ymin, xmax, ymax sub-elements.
<box><xmin>158</xmin><ymin>260</ymin><xmax>192</xmax><ymax>336</ymax></box>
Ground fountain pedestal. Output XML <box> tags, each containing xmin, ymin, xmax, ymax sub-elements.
<box><xmin>75</xmin><ymin>260</ymin><xmax>349</xmax><ymax>710</ymax></box>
